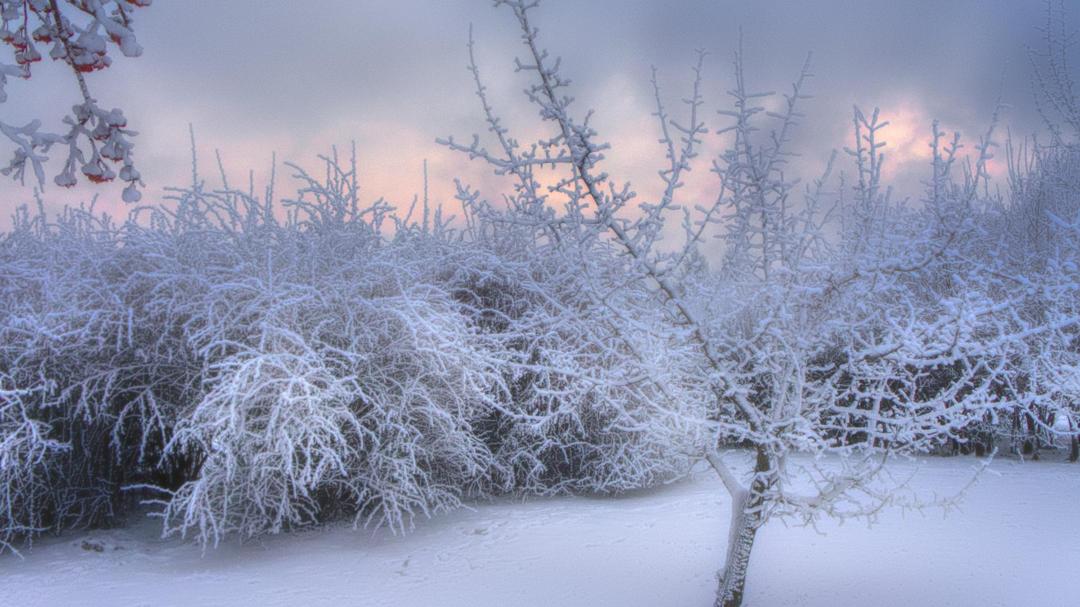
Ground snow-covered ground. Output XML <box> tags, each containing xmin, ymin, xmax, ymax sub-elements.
<box><xmin>2</xmin><ymin>457</ymin><xmax>1076</xmax><ymax>607</ymax></box>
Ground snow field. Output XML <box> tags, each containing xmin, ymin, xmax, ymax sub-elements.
<box><xmin>2</xmin><ymin>457</ymin><xmax>1075</xmax><ymax>607</ymax></box>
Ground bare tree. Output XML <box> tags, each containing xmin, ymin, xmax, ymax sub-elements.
<box><xmin>445</xmin><ymin>3</ymin><xmax>1028</xmax><ymax>605</ymax></box>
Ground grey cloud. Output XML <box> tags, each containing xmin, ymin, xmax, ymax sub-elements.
<box><xmin>0</xmin><ymin>0</ymin><xmax>1059</xmax><ymax>215</ymax></box>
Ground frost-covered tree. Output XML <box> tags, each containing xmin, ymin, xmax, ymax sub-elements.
<box><xmin>0</xmin><ymin>0</ymin><xmax>147</xmax><ymax>201</ymax></box>
<box><xmin>444</xmin><ymin>3</ymin><xmax>1039</xmax><ymax>605</ymax></box>
<box><xmin>1030</xmin><ymin>0</ymin><xmax>1080</xmax><ymax>145</ymax></box>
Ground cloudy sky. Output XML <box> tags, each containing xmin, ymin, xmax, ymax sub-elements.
<box><xmin>0</xmin><ymin>0</ymin><xmax>1060</xmax><ymax>223</ymax></box>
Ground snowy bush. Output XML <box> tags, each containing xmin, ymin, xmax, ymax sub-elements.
<box><xmin>441</xmin><ymin>226</ymin><xmax>705</xmax><ymax>495</ymax></box>
<box><xmin>0</xmin><ymin>144</ymin><xmax>701</xmax><ymax>551</ymax></box>
<box><xmin>975</xmin><ymin>141</ymin><xmax>1080</xmax><ymax>460</ymax></box>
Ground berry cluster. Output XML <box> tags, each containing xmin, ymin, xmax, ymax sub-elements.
<box><xmin>0</xmin><ymin>0</ymin><xmax>148</xmax><ymax>199</ymax></box>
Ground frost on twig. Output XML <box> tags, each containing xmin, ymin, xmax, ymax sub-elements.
<box><xmin>0</xmin><ymin>0</ymin><xmax>147</xmax><ymax>201</ymax></box>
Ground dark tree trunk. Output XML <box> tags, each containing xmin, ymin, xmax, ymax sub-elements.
<box><xmin>715</xmin><ymin>450</ymin><xmax>770</xmax><ymax>607</ymax></box>
<box><xmin>1070</xmin><ymin>418</ymin><xmax>1079</xmax><ymax>463</ymax></box>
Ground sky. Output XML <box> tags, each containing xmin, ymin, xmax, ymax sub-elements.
<box><xmin>0</xmin><ymin>0</ymin><xmax>1062</xmax><ymax>226</ymax></box>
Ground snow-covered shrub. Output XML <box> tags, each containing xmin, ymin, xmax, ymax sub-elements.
<box><xmin>976</xmin><ymin>141</ymin><xmax>1080</xmax><ymax>459</ymax></box>
<box><xmin>125</xmin><ymin>168</ymin><xmax>513</xmax><ymax>543</ymax></box>
<box><xmin>434</xmin><ymin>192</ymin><xmax>707</xmax><ymax>496</ymax></box>
<box><xmin>0</xmin><ymin>143</ymin><xmax>703</xmax><ymax>551</ymax></box>
<box><xmin>0</xmin><ymin>202</ymin><xmax>204</xmax><ymax>551</ymax></box>
<box><xmin>159</xmin><ymin>282</ymin><xmax>504</xmax><ymax>543</ymax></box>
<box><xmin>0</xmin><ymin>380</ymin><xmax>64</xmax><ymax>555</ymax></box>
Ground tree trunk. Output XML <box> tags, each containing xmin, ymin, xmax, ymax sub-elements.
<box><xmin>715</xmin><ymin>450</ymin><xmax>770</xmax><ymax>607</ymax></box>
<box><xmin>1069</xmin><ymin>418</ymin><xmax>1079</xmax><ymax>463</ymax></box>
<box><xmin>715</xmin><ymin>495</ymin><xmax>760</xmax><ymax>607</ymax></box>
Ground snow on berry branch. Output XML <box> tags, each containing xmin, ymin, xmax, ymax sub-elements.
<box><xmin>0</xmin><ymin>0</ymin><xmax>147</xmax><ymax>201</ymax></box>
